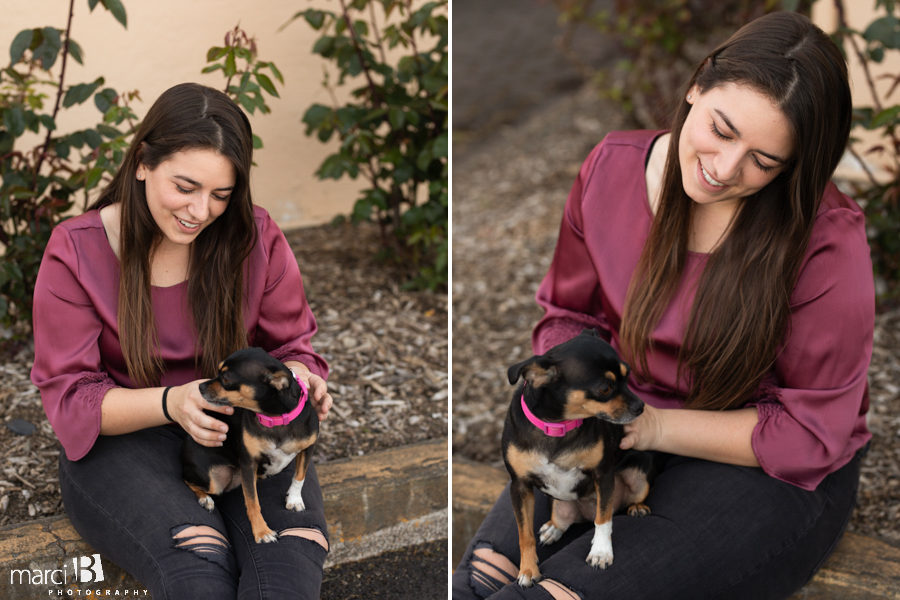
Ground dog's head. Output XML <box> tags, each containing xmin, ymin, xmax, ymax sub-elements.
<box><xmin>199</xmin><ymin>347</ymin><xmax>302</xmax><ymax>415</ymax></box>
<box><xmin>507</xmin><ymin>329</ymin><xmax>644</xmax><ymax>424</ymax></box>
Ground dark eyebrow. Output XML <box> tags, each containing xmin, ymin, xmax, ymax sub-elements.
<box><xmin>714</xmin><ymin>109</ymin><xmax>789</xmax><ymax>164</ymax></box>
<box><xmin>174</xmin><ymin>174</ymin><xmax>234</xmax><ymax>192</ymax></box>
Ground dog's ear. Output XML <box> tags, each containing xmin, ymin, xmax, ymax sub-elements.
<box><xmin>264</xmin><ymin>369</ymin><xmax>291</xmax><ymax>391</ymax></box>
<box><xmin>507</xmin><ymin>356</ymin><xmax>558</xmax><ymax>387</ymax></box>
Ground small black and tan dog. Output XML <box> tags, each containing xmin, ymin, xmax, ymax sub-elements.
<box><xmin>502</xmin><ymin>329</ymin><xmax>653</xmax><ymax>586</ymax></box>
<box><xmin>181</xmin><ymin>347</ymin><xmax>318</xmax><ymax>543</ymax></box>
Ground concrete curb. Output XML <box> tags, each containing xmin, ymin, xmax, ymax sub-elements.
<box><xmin>451</xmin><ymin>458</ymin><xmax>900</xmax><ymax>599</ymax></box>
<box><xmin>0</xmin><ymin>439</ymin><xmax>447</xmax><ymax>599</ymax></box>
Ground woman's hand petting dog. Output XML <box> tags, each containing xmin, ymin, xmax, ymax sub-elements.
<box><xmin>168</xmin><ymin>380</ymin><xmax>234</xmax><ymax>447</ymax></box>
<box><xmin>306</xmin><ymin>374</ymin><xmax>333</xmax><ymax>421</ymax></box>
<box><xmin>620</xmin><ymin>403</ymin><xmax>664</xmax><ymax>452</ymax></box>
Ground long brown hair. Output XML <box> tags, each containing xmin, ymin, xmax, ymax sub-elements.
<box><xmin>620</xmin><ymin>12</ymin><xmax>851</xmax><ymax>409</ymax></box>
<box><xmin>93</xmin><ymin>83</ymin><xmax>258</xmax><ymax>386</ymax></box>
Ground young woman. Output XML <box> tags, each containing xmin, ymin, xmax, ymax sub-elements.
<box><xmin>453</xmin><ymin>11</ymin><xmax>874</xmax><ymax>599</ymax></box>
<box><xmin>31</xmin><ymin>82</ymin><xmax>333</xmax><ymax>599</ymax></box>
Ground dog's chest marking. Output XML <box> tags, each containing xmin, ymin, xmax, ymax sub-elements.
<box><xmin>244</xmin><ymin>431</ymin><xmax>318</xmax><ymax>479</ymax></box>
<box><xmin>259</xmin><ymin>443</ymin><xmax>297</xmax><ymax>477</ymax></box>
<box><xmin>507</xmin><ymin>445</ymin><xmax>592</xmax><ymax>501</ymax></box>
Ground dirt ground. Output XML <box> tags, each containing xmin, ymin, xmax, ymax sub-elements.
<box><xmin>0</xmin><ymin>219</ymin><xmax>448</xmax><ymax>526</ymax></box>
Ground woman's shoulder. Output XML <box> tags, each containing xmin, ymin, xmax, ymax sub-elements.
<box><xmin>810</xmin><ymin>182</ymin><xmax>866</xmax><ymax>243</ymax></box>
<box><xmin>582</xmin><ymin>129</ymin><xmax>667</xmax><ymax>174</ymax></box>
<box><xmin>56</xmin><ymin>209</ymin><xmax>104</xmax><ymax>234</ymax></box>
<box><xmin>599</xmin><ymin>129</ymin><xmax>666</xmax><ymax>151</ymax></box>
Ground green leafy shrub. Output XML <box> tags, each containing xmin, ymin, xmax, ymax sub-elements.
<box><xmin>288</xmin><ymin>0</ymin><xmax>448</xmax><ymax>291</ymax></box>
<box><xmin>0</xmin><ymin>1</ymin><xmax>281</xmax><ymax>338</ymax></box>
<box><xmin>550</xmin><ymin>0</ymin><xmax>798</xmax><ymax>128</ymax></box>
<box><xmin>831</xmin><ymin>0</ymin><xmax>900</xmax><ymax>305</ymax></box>
<box><xmin>0</xmin><ymin>1</ymin><xmax>135</xmax><ymax>336</ymax></box>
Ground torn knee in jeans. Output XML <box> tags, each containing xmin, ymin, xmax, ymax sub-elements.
<box><xmin>539</xmin><ymin>578</ymin><xmax>582</xmax><ymax>600</ymax></box>
<box><xmin>280</xmin><ymin>527</ymin><xmax>329</xmax><ymax>552</ymax></box>
<box><xmin>469</xmin><ymin>544</ymin><xmax>518</xmax><ymax>597</ymax></box>
<box><xmin>171</xmin><ymin>524</ymin><xmax>234</xmax><ymax>572</ymax></box>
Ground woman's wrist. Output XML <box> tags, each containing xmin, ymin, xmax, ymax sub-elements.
<box><xmin>161</xmin><ymin>386</ymin><xmax>175</xmax><ymax>422</ymax></box>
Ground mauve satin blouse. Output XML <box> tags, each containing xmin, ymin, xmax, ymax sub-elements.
<box><xmin>533</xmin><ymin>130</ymin><xmax>874</xmax><ymax>491</ymax></box>
<box><xmin>30</xmin><ymin>205</ymin><xmax>328</xmax><ymax>461</ymax></box>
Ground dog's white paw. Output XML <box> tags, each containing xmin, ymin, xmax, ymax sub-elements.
<box><xmin>285</xmin><ymin>479</ymin><xmax>306</xmax><ymax>512</ymax></box>
<box><xmin>538</xmin><ymin>521</ymin><xmax>565</xmax><ymax>545</ymax></box>
<box><xmin>198</xmin><ymin>496</ymin><xmax>215</xmax><ymax>511</ymax></box>
<box><xmin>586</xmin><ymin>548</ymin><xmax>614</xmax><ymax>569</ymax></box>
<box><xmin>517</xmin><ymin>572</ymin><xmax>540</xmax><ymax>587</ymax></box>
<box><xmin>255</xmin><ymin>529</ymin><xmax>279</xmax><ymax>544</ymax></box>
<box><xmin>587</xmin><ymin>521</ymin><xmax>613</xmax><ymax>569</ymax></box>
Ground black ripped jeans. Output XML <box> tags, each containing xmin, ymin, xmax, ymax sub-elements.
<box><xmin>453</xmin><ymin>450</ymin><xmax>863</xmax><ymax>600</ymax></box>
<box><xmin>59</xmin><ymin>424</ymin><xmax>328</xmax><ymax>599</ymax></box>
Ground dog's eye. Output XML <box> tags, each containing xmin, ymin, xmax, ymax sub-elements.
<box><xmin>595</xmin><ymin>380</ymin><xmax>613</xmax><ymax>396</ymax></box>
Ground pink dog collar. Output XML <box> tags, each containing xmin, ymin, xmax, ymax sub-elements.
<box><xmin>257</xmin><ymin>372</ymin><xmax>308</xmax><ymax>428</ymax></box>
<box><xmin>520</xmin><ymin>389</ymin><xmax>583</xmax><ymax>437</ymax></box>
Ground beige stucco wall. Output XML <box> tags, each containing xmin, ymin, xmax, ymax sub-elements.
<box><xmin>813</xmin><ymin>3</ymin><xmax>897</xmax><ymax>184</ymax></box>
<box><xmin>3</xmin><ymin>0</ymin><xmax>368</xmax><ymax>229</ymax></box>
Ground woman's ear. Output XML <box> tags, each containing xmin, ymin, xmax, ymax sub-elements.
<box><xmin>686</xmin><ymin>85</ymin><xmax>699</xmax><ymax>104</ymax></box>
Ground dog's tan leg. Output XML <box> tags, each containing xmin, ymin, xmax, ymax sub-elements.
<box><xmin>510</xmin><ymin>479</ymin><xmax>540</xmax><ymax>586</ymax></box>
<box><xmin>241</xmin><ymin>465</ymin><xmax>277</xmax><ymax>543</ymax></box>
<box><xmin>185</xmin><ymin>481</ymin><xmax>216</xmax><ymax>511</ymax></box>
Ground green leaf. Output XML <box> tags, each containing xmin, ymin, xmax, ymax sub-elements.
<box><xmin>252</xmin><ymin>133</ymin><xmax>263</xmax><ymax>149</ymax></box>
<box><xmin>63</xmin><ymin>78</ymin><xmax>104</xmax><ymax>108</ymax></box>
<box><xmin>100</xmin><ymin>0</ymin><xmax>128</xmax><ymax>28</ymax></box>
<box><xmin>303</xmin><ymin>104</ymin><xmax>333</xmax><ymax>130</ymax></box>
<box><xmin>4</xmin><ymin>107</ymin><xmax>26</xmax><ymax>137</ymax></box>
<box><xmin>94</xmin><ymin>87</ymin><xmax>117</xmax><ymax>113</ymax></box>
<box><xmin>87</xmin><ymin>0</ymin><xmax>100</xmax><ymax>11</ymax></box>
<box><xmin>870</xmin><ymin>105</ymin><xmax>900</xmax><ymax>129</ymax></box>
<box><xmin>388</xmin><ymin>107</ymin><xmax>405</xmax><ymax>129</ymax></box>
<box><xmin>67</xmin><ymin>39</ymin><xmax>84</xmax><ymax>64</ymax></box>
<box><xmin>313</xmin><ymin>36</ymin><xmax>336</xmax><ymax>57</ymax></box>
<box><xmin>304</xmin><ymin>9</ymin><xmax>326</xmax><ymax>30</ymax></box>
<box><xmin>83</xmin><ymin>129</ymin><xmax>103</xmax><ymax>149</ymax></box>
<box><xmin>206</xmin><ymin>46</ymin><xmax>228</xmax><ymax>62</ymax></box>
<box><xmin>255</xmin><ymin>72</ymin><xmax>279</xmax><ymax>97</ymax></box>
<box><xmin>268</xmin><ymin>61</ymin><xmax>284</xmax><ymax>84</ymax></box>
<box><xmin>9</xmin><ymin>29</ymin><xmax>33</xmax><ymax>64</ymax></box>
<box><xmin>35</xmin><ymin>27</ymin><xmax>62</xmax><ymax>70</ymax></box>
<box><xmin>224</xmin><ymin>51</ymin><xmax>237</xmax><ymax>77</ymax></box>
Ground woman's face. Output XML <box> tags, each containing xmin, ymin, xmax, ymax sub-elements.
<box><xmin>138</xmin><ymin>148</ymin><xmax>234</xmax><ymax>247</ymax></box>
<box><xmin>679</xmin><ymin>82</ymin><xmax>794</xmax><ymax>207</ymax></box>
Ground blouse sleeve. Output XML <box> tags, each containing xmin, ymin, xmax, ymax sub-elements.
<box><xmin>751</xmin><ymin>205</ymin><xmax>874</xmax><ymax>491</ymax></box>
<box><xmin>532</xmin><ymin>143</ymin><xmax>613</xmax><ymax>353</ymax></box>
<box><xmin>252</xmin><ymin>215</ymin><xmax>329</xmax><ymax>379</ymax></box>
<box><xmin>30</xmin><ymin>226</ymin><xmax>117</xmax><ymax>461</ymax></box>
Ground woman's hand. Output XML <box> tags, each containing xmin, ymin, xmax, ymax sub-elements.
<box><xmin>167</xmin><ymin>380</ymin><xmax>234</xmax><ymax>447</ymax></box>
<box><xmin>296</xmin><ymin>372</ymin><xmax>333</xmax><ymax>421</ymax></box>
<box><xmin>620</xmin><ymin>403</ymin><xmax>665</xmax><ymax>452</ymax></box>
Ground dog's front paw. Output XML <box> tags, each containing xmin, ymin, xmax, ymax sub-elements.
<box><xmin>198</xmin><ymin>496</ymin><xmax>215</xmax><ymax>511</ymax></box>
<box><xmin>538</xmin><ymin>521</ymin><xmax>565</xmax><ymax>545</ymax></box>
<box><xmin>587</xmin><ymin>521</ymin><xmax>613</xmax><ymax>569</ymax></box>
<box><xmin>254</xmin><ymin>528</ymin><xmax>279</xmax><ymax>544</ymax></box>
<box><xmin>517</xmin><ymin>570</ymin><xmax>541</xmax><ymax>587</ymax></box>
<box><xmin>586</xmin><ymin>548</ymin><xmax>614</xmax><ymax>569</ymax></box>
<box><xmin>285</xmin><ymin>479</ymin><xmax>306</xmax><ymax>512</ymax></box>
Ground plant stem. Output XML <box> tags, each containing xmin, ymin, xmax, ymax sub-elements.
<box><xmin>33</xmin><ymin>0</ymin><xmax>75</xmax><ymax>190</ymax></box>
<box><xmin>338</xmin><ymin>0</ymin><xmax>382</xmax><ymax>105</ymax></box>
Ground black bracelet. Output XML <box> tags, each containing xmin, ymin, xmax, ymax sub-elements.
<box><xmin>161</xmin><ymin>386</ymin><xmax>174</xmax><ymax>422</ymax></box>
